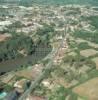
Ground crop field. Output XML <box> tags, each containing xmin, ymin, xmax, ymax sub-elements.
<box><xmin>73</xmin><ymin>77</ymin><xmax>98</xmax><ymax>100</ymax></box>
<box><xmin>80</xmin><ymin>49</ymin><xmax>98</xmax><ymax>57</ymax></box>
<box><xmin>92</xmin><ymin>57</ymin><xmax>98</xmax><ymax>70</ymax></box>
<box><xmin>0</xmin><ymin>34</ymin><xmax>11</xmax><ymax>42</ymax></box>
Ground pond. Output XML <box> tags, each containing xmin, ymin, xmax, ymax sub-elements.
<box><xmin>0</xmin><ymin>45</ymin><xmax>52</xmax><ymax>75</ymax></box>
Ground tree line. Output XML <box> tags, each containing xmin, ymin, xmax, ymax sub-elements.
<box><xmin>0</xmin><ymin>34</ymin><xmax>35</xmax><ymax>62</ymax></box>
<box><xmin>0</xmin><ymin>24</ymin><xmax>55</xmax><ymax>62</ymax></box>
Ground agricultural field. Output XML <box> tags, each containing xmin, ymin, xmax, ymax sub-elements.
<box><xmin>92</xmin><ymin>57</ymin><xmax>98</xmax><ymax>70</ymax></box>
<box><xmin>80</xmin><ymin>49</ymin><xmax>98</xmax><ymax>57</ymax></box>
<box><xmin>73</xmin><ymin>77</ymin><xmax>98</xmax><ymax>100</ymax></box>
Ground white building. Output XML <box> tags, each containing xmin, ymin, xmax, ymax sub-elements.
<box><xmin>0</xmin><ymin>21</ymin><xmax>12</xmax><ymax>26</ymax></box>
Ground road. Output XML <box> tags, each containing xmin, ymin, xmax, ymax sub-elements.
<box><xmin>19</xmin><ymin>23</ymin><xmax>69</xmax><ymax>100</ymax></box>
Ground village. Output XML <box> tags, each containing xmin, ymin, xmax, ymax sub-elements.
<box><xmin>0</xmin><ymin>4</ymin><xmax>98</xmax><ymax>100</ymax></box>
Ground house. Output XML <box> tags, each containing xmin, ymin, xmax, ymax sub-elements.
<box><xmin>0</xmin><ymin>21</ymin><xmax>12</xmax><ymax>26</ymax></box>
<box><xmin>26</xmin><ymin>95</ymin><xmax>45</xmax><ymax>100</ymax></box>
<box><xmin>14</xmin><ymin>79</ymin><xmax>31</xmax><ymax>93</ymax></box>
